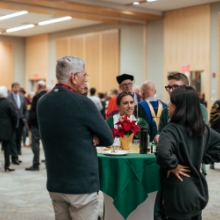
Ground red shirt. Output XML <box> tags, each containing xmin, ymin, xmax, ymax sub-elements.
<box><xmin>55</xmin><ymin>83</ymin><xmax>75</xmax><ymax>93</ymax></box>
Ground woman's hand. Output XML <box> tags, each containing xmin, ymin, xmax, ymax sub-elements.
<box><xmin>93</xmin><ymin>135</ymin><xmax>100</xmax><ymax>146</ymax></box>
<box><xmin>167</xmin><ymin>164</ymin><xmax>190</xmax><ymax>181</ymax></box>
<box><xmin>154</xmin><ymin>135</ymin><xmax>160</xmax><ymax>143</ymax></box>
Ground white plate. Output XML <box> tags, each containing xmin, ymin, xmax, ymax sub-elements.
<box><xmin>103</xmin><ymin>150</ymin><xmax>128</xmax><ymax>156</ymax></box>
<box><xmin>96</xmin><ymin>147</ymin><xmax>110</xmax><ymax>153</ymax></box>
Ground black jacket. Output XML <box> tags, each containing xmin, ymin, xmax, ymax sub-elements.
<box><xmin>0</xmin><ymin>98</ymin><xmax>17</xmax><ymax>141</ymax></box>
<box><xmin>37</xmin><ymin>86</ymin><xmax>113</xmax><ymax>194</ymax></box>
<box><xmin>156</xmin><ymin>123</ymin><xmax>220</xmax><ymax>219</ymax></box>
<box><xmin>8</xmin><ymin>92</ymin><xmax>28</xmax><ymax>127</ymax></box>
<box><xmin>28</xmin><ymin>90</ymin><xmax>47</xmax><ymax>128</ymax></box>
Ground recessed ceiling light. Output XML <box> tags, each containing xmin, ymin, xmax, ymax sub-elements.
<box><xmin>147</xmin><ymin>0</ymin><xmax>157</xmax><ymax>2</ymax></box>
<box><xmin>133</xmin><ymin>1</ymin><xmax>140</xmax><ymax>5</ymax></box>
<box><xmin>6</xmin><ymin>24</ymin><xmax>34</xmax><ymax>33</ymax></box>
<box><xmin>38</xmin><ymin>16</ymin><xmax>72</xmax><ymax>26</ymax></box>
<box><xmin>0</xmin><ymin>10</ymin><xmax>28</xmax><ymax>21</ymax></box>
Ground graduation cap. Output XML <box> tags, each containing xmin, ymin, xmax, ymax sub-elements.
<box><xmin>116</xmin><ymin>74</ymin><xmax>134</xmax><ymax>84</ymax></box>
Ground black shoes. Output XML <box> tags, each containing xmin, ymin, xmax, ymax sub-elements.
<box><xmin>210</xmin><ymin>164</ymin><xmax>215</xmax><ymax>169</ymax></box>
<box><xmin>12</xmin><ymin>160</ymin><xmax>20</xmax><ymax>165</ymax></box>
<box><xmin>5</xmin><ymin>167</ymin><xmax>15</xmax><ymax>172</ymax></box>
<box><xmin>25</xmin><ymin>166</ymin><xmax>39</xmax><ymax>171</ymax></box>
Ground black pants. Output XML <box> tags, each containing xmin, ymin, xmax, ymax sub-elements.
<box><xmin>10</xmin><ymin>120</ymin><xmax>24</xmax><ymax>161</ymax></box>
<box><xmin>168</xmin><ymin>213</ymin><xmax>202</xmax><ymax>220</ymax></box>
<box><xmin>2</xmin><ymin>140</ymin><xmax>11</xmax><ymax>169</ymax></box>
<box><xmin>15</xmin><ymin>121</ymin><xmax>24</xmax><ymax>154</ymax></box>
<box><xmin>31</xmin><ymin>126</ymin><xmax>40</xmax><ymax>168</ymax></box>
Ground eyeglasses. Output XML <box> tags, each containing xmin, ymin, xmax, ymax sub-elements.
<box><xmin>82</xmin><ymin>73</ymin><xmax>89</xmax><ymax>78</ymax></box>
<box><xmin>73</xmin><ymin>72</ymin><xmax>89</xmax><ymax>77</ymax></box>
<box><xmin>121</xmin><ymin>82</ymin><xmax>133</xmax><ymax>88</ymax></box>
<box><xmin>165</xmin><ymin>85</ymin><xmax>180</xmax><ymax>91</ymax></box>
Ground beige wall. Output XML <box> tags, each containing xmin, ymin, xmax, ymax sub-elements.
<box><xmin>0</xmin><ymin>42</ymin><xmax>13</xmax><ymax>89</ymax></box>
<box><xmin>55</xmin><ymin>29</ymin><xmax>119</xmax><ymax>92</ymax></box>
<box><xmin>0</xmin><ymin>36</ymin><xmax>25</xmax><ymax>89</ymax></box>
<box><xmin>210</xmin><ymin>2</ymin><xmax>220</xmax><ymax>101</ymax></box>
<box><xmin>26</xmin><ymin>34</ymin><xmax>49</xmax><ymax>89</ymax></box>
<box><xmin>164</xmin><ymin>4</ymin><xmax>211</xmax><ymax>107</ymax></box>
<box><xmin>1</xmin><ymin>2</ymin><xmax>218</xmax><ymax>102</ymax></box>
<box><xmin>146</xmin><ymin>19</ymin><xmax>164</xmax><ymax>100</ymax></box>
<box><xmin>49</xmin><ymin>23</ymin><xmax>146</xmax><ymax>92</ymax></box>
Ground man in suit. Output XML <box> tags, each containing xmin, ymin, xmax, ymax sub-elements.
<box><xmin>8</xmin><ymin>82</ymin><xmax>28</xmax><ymax>165</ymax></box>
<box><xmin>26</xmin><ymin>80</ymin><xmax>47</xmax><ymax>171</ymax></box>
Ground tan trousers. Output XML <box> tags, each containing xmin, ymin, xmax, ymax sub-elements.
<box><xmin>49</xmin><ymin>192</ymin><xmax>99</xmax><ymax>220</ymax></box>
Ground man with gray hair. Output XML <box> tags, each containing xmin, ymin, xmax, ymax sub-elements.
<box><xmin>26</xmin><ymin>80</ymin><xmax>47</xmax><ymax>171</ymax></box>
<box><xmin>37</xmin><ymin>56</ymin><xmax>113</xmax><ymax>220</ymax></box>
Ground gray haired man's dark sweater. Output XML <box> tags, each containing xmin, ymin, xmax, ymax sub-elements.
<box><xmin>37</xmin><ymin>86</ymin><xmax>113</xmax><ymax>194</ymax></box>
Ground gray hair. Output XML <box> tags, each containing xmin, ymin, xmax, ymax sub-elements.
<box><xmin>0</xmin><ymin>86</ymin><xmax>8</xmax><ymax>98</ymax></box>
<box><xmin>37</xmin><ymin>80</ymin><xmax>46</xmax><ymax>87</ymax></box>
<box><xmin>56</xmin><ymin>56</ymin><xmax>86</xmax><ymax>83</ymax></box>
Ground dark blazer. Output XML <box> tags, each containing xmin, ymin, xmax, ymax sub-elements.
<box><xmin>0</xmin><ymin>98</ymin><xmax>17</xmax><ymax>141</ymax></box>
<box><xmin>8</xmin><ymin>92</ymin><xmax>28</xmax><ymax>126</ymax></box>
<box><xmin>37</xmin><ymin>86</ymin><xmax>113</xmax><ymax>194</ymax></box>
<box><xmin>28</xmin><ymin>90</ymin><xmax>47</xmax><ymax>128</ymax></box>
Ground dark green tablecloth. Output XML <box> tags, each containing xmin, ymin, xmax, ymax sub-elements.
<box><xmin>98</xmin><ymin>153</ymin><xmax>161</xmax><ymax>219</ymax></box>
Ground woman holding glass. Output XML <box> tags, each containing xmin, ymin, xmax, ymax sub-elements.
<box><xmin>156</xmin><ymin>86</ymin><xmax>220</xmax><ymax>220</ymax></box>
<box><xmin>106</xmin><ymin>92</ymin><xmax>148</xmax><ymax>148</ymax></box>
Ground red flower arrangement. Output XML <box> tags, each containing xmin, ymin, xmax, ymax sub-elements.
<box><xmin>111</xmin><ymin>116</ymin><xmax>140</xmax><ymax>138</ymax></box>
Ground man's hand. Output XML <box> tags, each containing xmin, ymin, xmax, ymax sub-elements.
<box><xmin>154</xmin><ymin>135</ymin><xmax>160</xmax><ymax>143</ymax></box>
<box><xmin>93</xmin><ymin>135</ymin><xmax>100</xmax><ymax>146</ymax></box>
<box><xmin>167</xmin><ymin>164</ymin><xmax>190</xmax><ymax>181</ymax></box>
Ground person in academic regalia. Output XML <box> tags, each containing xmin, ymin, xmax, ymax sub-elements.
<box><xmin>106</xmin><ymin>73</ymin><xmax>141</xmax><ymax>118</ymax></box>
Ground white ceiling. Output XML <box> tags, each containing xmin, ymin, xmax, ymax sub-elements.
<box><xmin>0</xmin><ymin>9</ymin><xmax>101</xmax><ymax>37</ymax></box>
<box><xmin>0</xmin><ymin>0</ymin><xmax>219</xmax><ymax>37</ymax></box>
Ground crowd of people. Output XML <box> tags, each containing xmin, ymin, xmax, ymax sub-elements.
<box><xmin>0</xmin><ymin>55</ymin><xmax>220</xmax><ymax>220</ymax></box>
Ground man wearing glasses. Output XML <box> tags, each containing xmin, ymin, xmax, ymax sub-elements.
<box><xmin>106</xmin><ymin>73</ymin><xmax>141</xmax><ymax>118</ymax></box>
<box><xmin>37</xmin><ymin>56</ymin><xmax>113</xmax><ymax>220</ymax></box>
<box><xmin>154</xmin><ymin>72</ymin><xmax>208</xmax><ymax>220</ymax></box>
<box><xmin>155</xmin><ymin>72</ymin><xmax>208</xmax><ymax>140</ymax></box>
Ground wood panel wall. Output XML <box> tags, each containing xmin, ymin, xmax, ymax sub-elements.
<box><xmin>55</xmin><ymin>29</ymin><xmax>119</xmax><ymax>93</ymax></box>
<box><xmin>26</xmin><ymin>34</ymin><xmax>49</xmax><ymax>84</ymax></box>
<box><xmin>164</xmin><ymin>4</ymin><xmax>211</xmax><ymax>107</ymax></box>
<box><xmin>0</xmin><ymin>42</ymin><xmax>13</xmax><ymax>89</ymax></box>
<box><xmin>219</xmin><ymin>13</ymin><xmax>220</xmax><ymax>98</ymax></box>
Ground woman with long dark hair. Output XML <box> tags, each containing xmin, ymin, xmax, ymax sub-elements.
<box><xmin>156</xmin><ymin>86</ymin><xmax>220</xmax><ymax>220</ymax></box>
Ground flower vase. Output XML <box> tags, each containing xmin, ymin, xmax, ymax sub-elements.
<box><xmin>120</xmin><ymin>133</ymin><xmax>134</xmax><ymax>150</ymax></box>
